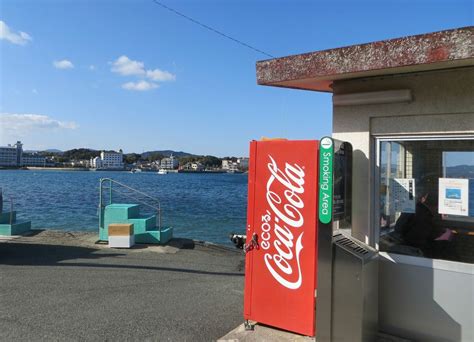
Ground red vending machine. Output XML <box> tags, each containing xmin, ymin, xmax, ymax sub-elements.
<box><xmin>243</xmin><ymin>139</ymin><xmax>319</xmax><ymax>336</ymax></box>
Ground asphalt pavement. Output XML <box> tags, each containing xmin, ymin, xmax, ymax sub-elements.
<box><xmin>0</xmin><ymin>231</ymin><xmax>245</xmax><ymax>342</ymax></box>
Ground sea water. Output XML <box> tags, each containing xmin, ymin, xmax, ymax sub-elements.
<box><xmin>0</xmin><ymin>170</ymin><xmax>247</xmax><ymax>245</ymax></box>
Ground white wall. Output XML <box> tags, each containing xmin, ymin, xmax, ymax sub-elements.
<box><xmin>332</xmin><ymin>66</ymin><xmax>474</xmax><ymax>341</ymax></box>
<box><xmin>379</xmin><ymin>253</ymin><xmax>474</xmax><ymax>342</ymax></box>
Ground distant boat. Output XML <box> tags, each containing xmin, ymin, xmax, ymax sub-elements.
<box><xmin>157</xmin><ymin>169</ymin><xmax>168</xmax><ymax>175</ymax></box>
<box><xmin>130</xmin><ymin>168</ymin><xmax>142</xmax><ymax>173</ymax></box>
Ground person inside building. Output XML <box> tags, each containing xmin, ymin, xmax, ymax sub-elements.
<box><xmin>396</xmin><ymin>193</ymin><xmax>455</xmax><ymax>259</ymax></box>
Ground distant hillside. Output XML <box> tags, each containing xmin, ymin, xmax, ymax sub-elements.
<box><xmin>380</xmin><ymin>164</ymin><xmax>474</xmax><ymax>179</ymax></box>
<box><xmin>44</xmin><ymin>149</ymin><xmax>64</xmax><ymax>153</ymax></box>
<box><xmin>446</xmin><ymin>165</ymin><xmax>474</xmax><ymax>178</ymax></box>
<box><xmin>26</xmin><ymin>149</ymin><xmax>64</xmax><ymax>153</ymax></box>
<box><xmin>61</xmin><ymin>148</ymin><xmax>101</xmax><ymax>160</ymax></box>
<box><xmin>35</xmin><ymin>148</ymin><xmax>199</xmax><ymax>163</ymax></box>
<box><xmin>141</xmin><ymin>150</ymin><xmax>195</xmax><ymax>158</ymax></box>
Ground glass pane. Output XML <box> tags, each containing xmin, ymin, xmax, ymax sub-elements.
<box><xmin>380</xmin><ymin>142</ymin><xmax>405</xmax><ymax>232</ymax></box>
<box><xmin>378</xmin><ymin>139</ymin><xmax>474</xmax><ymax>264</ymax></box>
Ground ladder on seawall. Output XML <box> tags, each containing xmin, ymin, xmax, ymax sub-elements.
<box><xmin>99</xmin><ymin>178</ymin><xmax>162</xmax><ymax>230</ymax></box>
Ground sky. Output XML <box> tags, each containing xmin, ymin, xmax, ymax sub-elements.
<box><xmin>1</xmin><ymin>0</ymin><xmax>472</xmax><ymax>157</ymax></box>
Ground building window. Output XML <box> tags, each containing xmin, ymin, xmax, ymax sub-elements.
<box><xmin>378</xmin><ymin>138</ymin><xmax>474</xmax><ymax>264</ymax></box>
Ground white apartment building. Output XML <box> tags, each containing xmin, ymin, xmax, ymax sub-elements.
<box><xmin>223</xmin><ymin>158</ymin><xmax>248</xmax><ymax>171</ymax></box>
<box><xmin>22</xmin><ymin>153</ymin><xmax>46</xmax><ymax>167</ymax></box>
<box><xmin>160</xmin><ymin>154</ymin><xmax>178</xmax><ymax>170</ymax></box>
<box><xmin>0</xmin><ymin>141</ymin><xmax>23</xmax><ymax>167</ymax></box>
<box><xmin>100</xmin><ymin>150</ymin><xmax>123</xmax><ymax>169</ymax></box>
<box><xmin>90</xmin><ymin>150</ymin><xmax>124</xmax><ymax>169</ymax></box>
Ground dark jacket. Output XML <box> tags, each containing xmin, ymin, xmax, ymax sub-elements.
<box><xmin>404</xmin><ymin>202</ymin><xmax>445</xmax><ymax>248</ymax></box>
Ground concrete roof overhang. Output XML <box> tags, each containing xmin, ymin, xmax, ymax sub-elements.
<box><xmin>256</xmin><ymin>26</ymin><xmax>474</xmax><ymax>93</ymax></box>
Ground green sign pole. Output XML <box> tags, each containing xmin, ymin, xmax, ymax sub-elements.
<box><xmin>319</xmin><ymin>137</ymin><xmax>334</xmax><ymax>224</ymax></box>
<box><xmin>316</xmin><ymin>136</ymin><xmax>335</xmax><ymax>341</ymax></box>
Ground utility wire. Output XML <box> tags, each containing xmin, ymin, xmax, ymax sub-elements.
<box><xmin>151</xmin><ymin>0</ymin><xmax>274</xmax><ymax>58</ymax></box>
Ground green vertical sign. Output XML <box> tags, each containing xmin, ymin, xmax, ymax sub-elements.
<box><xmin>319</xmin><ymin>137</ymin><xmax>334</xmax><ymax>224</ymax></box>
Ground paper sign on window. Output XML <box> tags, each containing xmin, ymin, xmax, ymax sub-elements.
<box><xmin>438</xmin><ymin>178</ymin><xmax>469</xmax><ymax>216</ymax></box>
<box><xmin>392</xmin><ymin>178</ymin><xmax>416</xmax><ymax>213</ymax></box>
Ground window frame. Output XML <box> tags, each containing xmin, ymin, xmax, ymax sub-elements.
<box><xmin>373</xmin><ymin>134</ymin><xmax>474</xmax><ymax>250</ymax></box>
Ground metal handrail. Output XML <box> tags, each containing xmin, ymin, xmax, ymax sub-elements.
<box><xmin>99</xmin><ymin>178</ymin><xmax>162</xmax><ymax>230</ymax></box>
<box><xmin>104</xmin><ymin>187</ymin><xmax>159</xmax><ymax>212</ymax></box>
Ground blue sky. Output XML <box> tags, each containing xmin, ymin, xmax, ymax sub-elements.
<box><xmin>1</xmin><ymin>0</ymin><xmax>472</xmax><ymax>156</ymax></box>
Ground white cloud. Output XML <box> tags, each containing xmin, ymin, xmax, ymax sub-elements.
<box><xmin>0</xmin><ymin>114</ymin><xmax>78</xmax><ymax>138</ymax></box>
<box><xmin>111</xmin><ymin>55</ymin><xmax>176</xmax><ymax>88</ymax></box>
<box><xmin>146</xmin><ymin>68</ymin><xmax>176</xmax><ymax>82</ymax></box>
<box><xmin>122</xmin><ymin>81</ymin><xmax>159</xmax><ymax>91</ymax></box>
<box><xmin>0</xmin><ymin>20</ymin><xmax>32</xmax><ymax>45</ymax></box>
<box><xmin>111</xmin><ymin>56</ymin><xmax>145</xmax><ymax>76</ymax></box>
<box><xmin>53</xmin><ymin>59</ymin><xmax>74</xmax><ymax>69</ymax></box>
<box><xmin>88</xmin><ymin>65</ymin><xmax>96</xmax><ymax>71</ymax></box>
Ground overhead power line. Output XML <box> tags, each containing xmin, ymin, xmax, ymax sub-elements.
<box><xmin>151</xmin><ymin>0</ymin><xmax>275</xmax><ymax>58</ymax></box>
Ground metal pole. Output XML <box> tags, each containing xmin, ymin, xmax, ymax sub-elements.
<box><xmin>99</xmin><ymin>178</ymin><xmax>103</xmax><ymax>208</ymax></box>
<box><xmin>109</xmin><ymin>179</ymin><xmax>113</xmax><ymax>204</ymax></box>
<box><xmin>99</xmin><ymin>178</ymin><xmax>103</xmax><ymax>230</ymax></box>
<box><xmin>158</xmin><ymin>203</ymin><xmax>162</xmax><ymax>231</ymax></box>
<box><xmin>10</xmin><ymin>199</ymin><xmax>13</xmax><ymax>225</ymax></box>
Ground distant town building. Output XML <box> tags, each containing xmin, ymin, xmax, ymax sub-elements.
<box><xmin>182</xmin><ymin>161</ymin><xmax>205</xmax><ymax>171</ymax></box>
<box><xmin>237</xmin><ymin>158</ymin><xmax>249</xmax><ymax>170</ymax></box>
<box><xmin>222</xmin><ymin>158</ymin><xmax>248</xmax><ymax>171</ymax></box>
<box><xmin>90</xmin><ymin>150</ymin><xmax>124</xmax><ymax>169</ymax></box>
<box><xmin>22</xmin><ymin>152</ymin><xmax>46</xmax><ymax>167</ymax></box>
<box><xmin>229</xmin><ymin>162</ymin><xmax>239</xmax><ymax>172</ymax></box>
<box><xmin>191</xmin><ymin>162</ymin><xmax>204</xmax><ymax>171</ymax></box>
<box><xmin>100</xmin><ymin>150</ymin><xmax>124</xmax><ymax>169</ymax></box>
<box><xmin>71</xmin><ymin>160</ymin><xmax>90</xmax><ymax>168</ymax></box>
<box><xmin>160</xmin><ymin>154</ymin><xmax>178</xmax><ymax>170</ymax></box>
<box><xmin>221</xmin><ymin>159</ymin><xmax>231</xmax><ymax>170</ymax></box>
<box><xmin>0</xmin><ymin>141</ymin><xmax>23</xmax><ymax>167</ymax></box>
<box><xmin>90</xmin><ymin>156</ymin><xmax>102</xmax><ymax>168</ymax></box>
<box><xmin>0</xmin><ymin>141</ymin><xmax>54</xmax><ymax>167</ymax></box>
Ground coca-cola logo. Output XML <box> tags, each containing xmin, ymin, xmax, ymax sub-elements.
<box><xmin>260</xmin><ymin>155</ymin><xmax>305</xmax><ymax>290</ymax></box>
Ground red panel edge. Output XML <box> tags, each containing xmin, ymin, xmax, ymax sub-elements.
<box><xmin>243</xmin><ymin>141</ymin><xmax>257</xmax><ymax>318</ymax></box>
<box><xmin>312</xmin><ymin>140</ymin><xmax>320</xmax><ymax>337</ymax></box>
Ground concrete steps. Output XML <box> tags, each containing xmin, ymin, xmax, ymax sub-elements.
<box><xmin>104</xmin><ymin>204</ymin><xmax>140</xmax><ymax>221</ymax></box>
<box><xmin>0</xmin><ymin>211</ymin><xmax>16</xmax><ymax>224</ymax></box>
<box><xmin>0</xmin><ymin>220</ymin><xmax>32</xmax><ymax>236</ymax></box>
<box><xmin>129</xmin><ymin>215</ymin><xmax>156</xmax><ymax>233</ymax></box>
<box><xmin>100</xmin><ymin>203</ymin><xmax>172</xmax><ymax>244</ymax></box>
<box><xmin>135</xmin><ymin>227</ymin><xmax>173</xmax><ymax>244</ymax></box>
<box><xmin>0</xmin><ymin>210</ymin><xmax>32</xmax><ymax>236</ymax></box>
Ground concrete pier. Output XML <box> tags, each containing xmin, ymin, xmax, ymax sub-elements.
<box><xmin>0</xmin><ymin>230</ymin><xmax>244</xmax><ymax>341</ymax></box>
